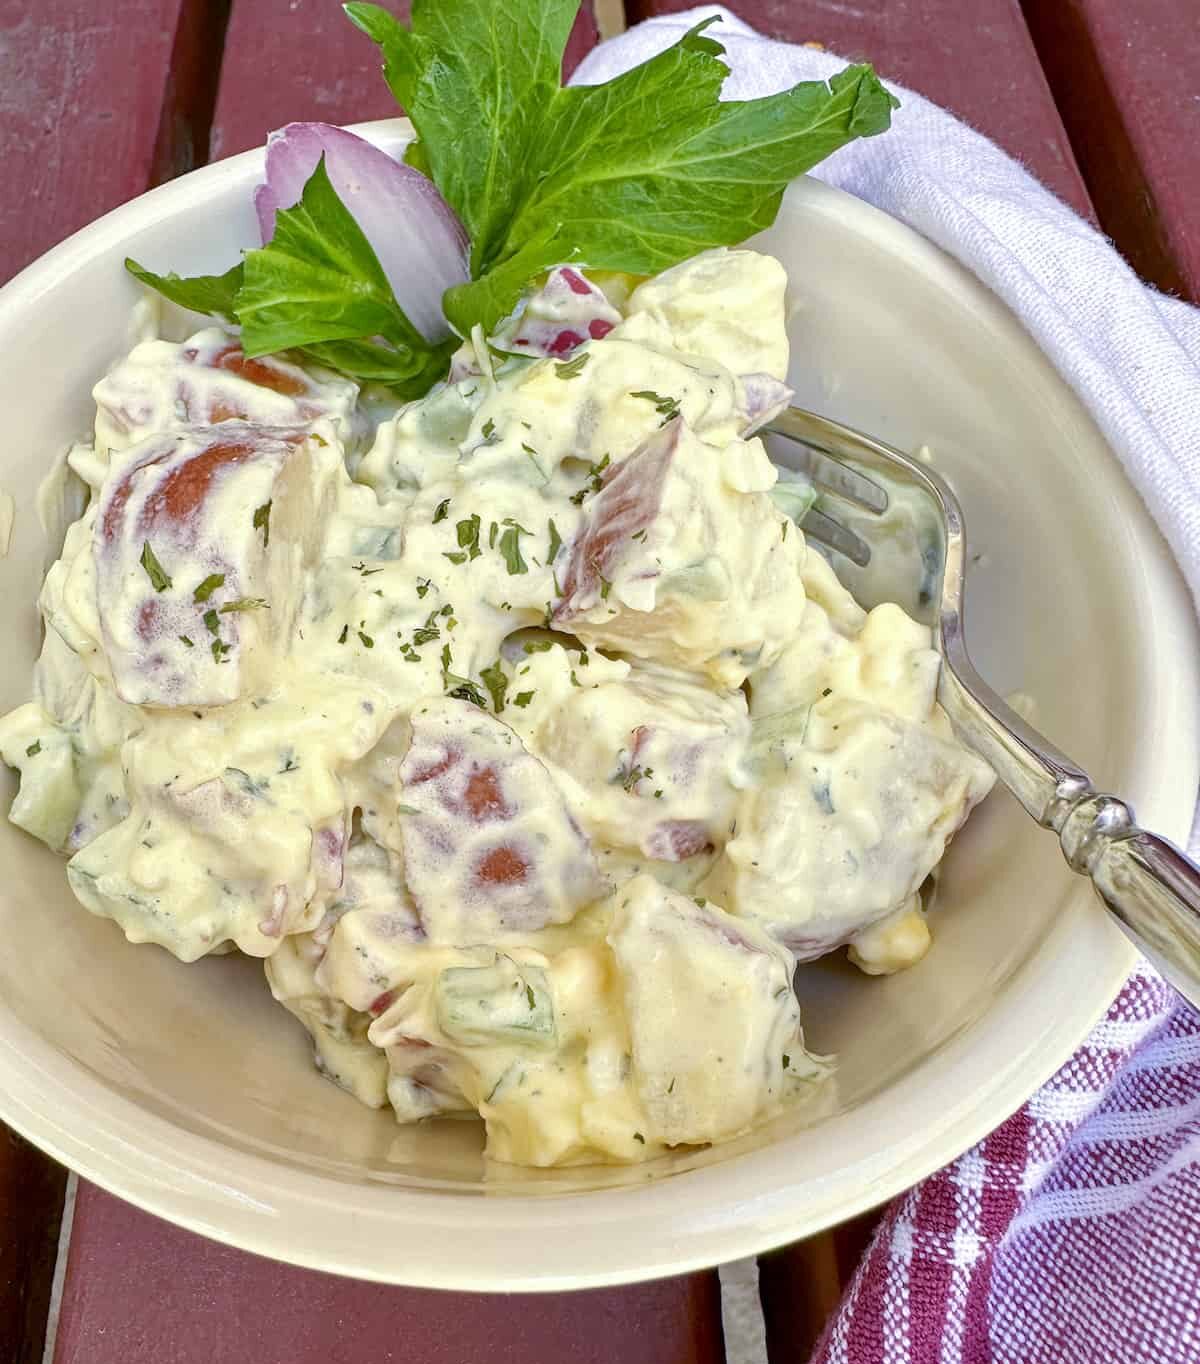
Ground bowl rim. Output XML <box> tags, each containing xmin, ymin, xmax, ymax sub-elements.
<box><xmin>0</xmin><ymin>118</ymin><xmax>1193</xmax><ymax>1290</ymax></box>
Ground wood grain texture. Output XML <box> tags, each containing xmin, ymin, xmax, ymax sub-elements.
<box><xmin>0</xmin><ymin>1126</ymin><xmax>68</xmax><ymax>1364</ymax></box>
<box><xmin>1021</xmin><ymin>0</ymin><xmax>1200</xmax><ymax>300</ymax></box>
<box><xmin>53</xmin><ymin>1182</ymin><xmax>726</xmax><ymax>1364</ymax></box>
<box><xmin>625</xmin><ymin>0</ymin><xmax>1092</xmax><ymax>218</ymax></box>
<box><xmin>211</xmin><ymin>0</ymin><xmax>600</xmax><ymax>158</ymax></box>
<box><xmin>758</xmin><ymin>1212</ymin><xmax>883</xmax><ymax>1362</ymax></box>
<box><xmin>0</xmin><ymin>0</ymin><xmax>209</xmax><ymax>282</ymax></box>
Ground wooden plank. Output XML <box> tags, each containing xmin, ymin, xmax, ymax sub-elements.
<box><xmin>211</xmin><ymin>1</ymin><xmax>600</xmax><ymax>159</ymax></box>
<box><xmin>53</xmin><ymin>1181</ymin><xmax>726</xmax><ymax>1364</ymax></box>
<box><xmin>624</xmin><ymin>0</ymin><xmax>1092</xmax><ymax>219</ymax></box>
<box><xmin>0</xmin><ymin>0</ymin><xmax>225</xmax><ymax>283</ymax></box>
<box><xmin>1021</xmin><ymin>0</ymin><xmax>1200</xmax><ymax>300</ymax></box>
<box><xmin>0</xmin><ymin>1126</ymin><xmax>68</xmax><ymax>1364</ymax></box>
<box><xmin>757</xmin><ymin>1212</ymin><xmax>882</xmax><ymax>1362</ymax></box>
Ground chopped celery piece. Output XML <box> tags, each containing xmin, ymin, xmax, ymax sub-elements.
<box><xmin>435</xmin><ymin>954</ymin><xmax>556</xmax><ymax>1049</ymax></box>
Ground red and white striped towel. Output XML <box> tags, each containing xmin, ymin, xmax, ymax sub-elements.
<box><xmin>814</xmin><ymin>967</ymin><xmax>1200</xmax><ymax>1363</ymax></box>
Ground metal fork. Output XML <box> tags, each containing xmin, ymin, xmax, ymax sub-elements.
<box><xmin>766</xmin><ymin>404</ymin><xmax>1200</xmax><ymax>1008</ymax></box>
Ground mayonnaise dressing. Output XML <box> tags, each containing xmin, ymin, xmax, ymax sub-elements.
<box><xmin>0</xmin><ymin>248</ymin><xmax>993</xmax><ymax>1166</ymax></box>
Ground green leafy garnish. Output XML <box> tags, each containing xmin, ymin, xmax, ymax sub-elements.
<box><xmin>219</xmin><ymin>597</ymin><xmax>268</xmax><ymax>614</ymax></box>
<box><xmin>351</xmin><ymin>0</ymin><xmax>897</xmax><ymax>332</ymax></box>
<box><xmin>139</xmin><ymin>542</ymin><xmax>172</xmax><ymax>593</ymax></box>
<box><xmin>238</xmin><ymin>157</ymin><xmax>445</xmax><ymax>387</ymax></box>
<box><xmin>433</xmin><ymin>498</ymin><xmax>451</xmax><ymax>524</ymax></box>
<box><xmin>513</xmin><ymin>690</ymin><xmax>535</xmax><ymax>708</ymax></box>
<box><xmin>124</xmin><ymin>259</ymin><xmax>243</xmax><ymax>321</ymax></box>
<box><xmin>127</xmin><ymin>160</ymin><xmax>452</xmax><ymax>396</ymax></box>
<box><xmin>25</xmin><ymin>740</ymin><xmax>41</xmax><ymax>758</ymax></box>
<box><xmin>480</xmin><ymin>659</ymin><xmax>508</xmax><ymax>712</ymax></box>
<box><xmin>179</xmin><ymin>635</ymin><xmax>195</xmax><ymax>648</ymax></box>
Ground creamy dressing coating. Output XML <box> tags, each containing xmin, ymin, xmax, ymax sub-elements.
<box><xmin>0</xmin><ymin>247</ymin><xmax>992</xmax><ymax>1166</ymax></box>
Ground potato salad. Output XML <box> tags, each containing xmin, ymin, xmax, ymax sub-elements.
<box><xmin>0</xmin><ymin>249</ymin><xmax>993</xmax><ymax>1166</ymax></box>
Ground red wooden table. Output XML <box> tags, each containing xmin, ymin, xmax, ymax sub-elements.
<box><xmin>2</xmin><ymin>2</ymin><xmax>1198</xmax><ymax>1360</ymax></box>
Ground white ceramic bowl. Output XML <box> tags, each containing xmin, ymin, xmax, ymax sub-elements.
<box><xmin>0</xmin><ymin>121</ymin><xmax>1196</xmax><ymax>1290</ymax></box>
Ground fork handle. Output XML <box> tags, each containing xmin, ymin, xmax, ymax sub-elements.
<box><xmin>938</xmin><ymin>664</ymin><xmax>1200</xmax><ymax>1006</ymax></box>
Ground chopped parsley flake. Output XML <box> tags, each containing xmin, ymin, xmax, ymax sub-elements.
<box><xmin>441</xmin><ymin>643</ymin><xmax>452</xmax><ymax>671</ymax></box>
<box><xmin>443</xmin><ymin>672</ymin><xmax>486</xmax><ymax>709</ymax></box>
<box><xmin>513</xmin><ymin>691</ymin><xmax>535</xmax><ymax>708</ymax></box>
<box><xmin>480</xmin><ymin>659</ymin><xmax>508</xmax><ymax>713</ymax></box>
<box><xmin>525</xmin><ymin>984</ymin><xmax>536</xmax><ymax>1010</ymax></box>
<box><xmin>481</xmin><ymin>417</ymin><xmax>496</xmax><ymax>441</ymax></box>
<box><xmin>211</xmin><ymin>638</ymin><xmax>232</xmax><ymax>663</ymax></box>
<box><xmin>179</xmin><ymin>634</ymin><xmax>194</xmax><ymax>648</ymax></box>
<box><xmin>433</xmin><ymin>498</ymin><xmax>450</xmax><ymax>524</ymax></box>
<box><xmin>554</xmin><ymin>352</ymin><xmax>589</xmax><ymax>380</ymax></box>
<box><xmin>442</xmin><ymin>550</ymin><xmax>468</xmax><ymax>565</ymax></box>
<box><xmin>139</xmin><ymin>542</ymin><xmax>172</xmax><ymax>593</ymax></box>
<box><xmin>547</xmin><ymin>518</ymin><xmax>563</xmax><ymax>561</ymax></box>
<box><xmin>498</xmin><ymin>524</ymin><xmax>528</xmax><ymax>575</ymax></box>
<box><xmin>203</xmin><ymin>608</ymin><xmax>220</xmax><ymax>636</ymax></box>
<box><xmin>219</xmin><ymin>597</ymin><xmax>267</xmax><ymax>613</ymax></box>
<box><xmin>456</xmin><ymin>514</ymin><xmax>482</xmax><ymax>560</ymax></box>
<box><xmin>193</xmin><ymin>573</ymin><xmax>225</xmax><ymax>602</ymax></box>
<box><xmin>523</xmin><ymin>640</ymin><xmax>553</xmax><ymax>654</ymax></box>
<box><xmin>598</xmin><ymin>574</ymin><xmax>612</xmax><ymax>600</ymax></box>
<box><xmin>630</xmin><ymin>389</ymin><xmax>681</xmax><ymax>424</ymax></box>
<box><xmin>24</xmin><ymin>740</ymin><xmax>41</xmax><ymax>758</ymax></box>
<box><xmin>337</xmin><ymin>624</ymin><xmax>349</xmax><ymax>644</ymax></box>
<box><xmin>357</xmin><ymin>631</ymin><xmax>375</xmax><ymax>648</ymax></box>
<box><xmin>416</xmin><ymin>577</ymin><xmax>432</xmax><ymax>599</ymax></box>
<box><xmin>353</xmin><ymin>561</ymin><xmax>384</xmax><ymax>576</ymax></box>
<box><xmin>253</xmin><ymin>501</ymin><xmax>271</xmax><ymax>547</ymax></box>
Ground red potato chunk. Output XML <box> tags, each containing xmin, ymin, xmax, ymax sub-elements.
<box><xmin>553</xmin><ymin>418</ymin><xmax>805</xmax><ymax>687</ymax></box>
<box><xmin>93</xmin><ymin>327</ymin><xmax>363</xmax><ymax>455</ymax></box>
<box><xmin>397</xmin><ymin>698</ymin><xmax>607</xmax><ymax>943</ymax></box>
<box><xmin>607</xmin><ymin>874</ymin><xmax>816</xmax><ymax>1146</ymax></box>
<box><xmin>555</xmin><ymin>418</ymin><xmax>679</xmax><ymax>618</ymax></box>
<box><xmin>94</xmin><ymin>421</ymin><xmax>339</xmax><ymax>707</ymax></box>
<box><xmin>529</xmin><ymin>662</ymin><xmax>749</xmax><ymax>863</ymax></box>
<box><xmin>489</xmin><ymin>267</ymin><xmax>622</xmax><ymax>359</ymax></box>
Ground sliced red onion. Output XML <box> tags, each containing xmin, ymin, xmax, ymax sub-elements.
<box><xmin>738</xmin><ymin>373</ymin><xmax>795</xmax><ymax>435</ymax></box>
<box><xmin>255</xmin><ymin>122</ymin><xmax>469</xmax><ymax>344</ymax></box>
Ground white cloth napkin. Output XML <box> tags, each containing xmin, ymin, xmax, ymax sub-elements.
<box><xmin>574</xmin><ymin>9</ymin><xmax>1200</xmax><ymax>629</ymax></box>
